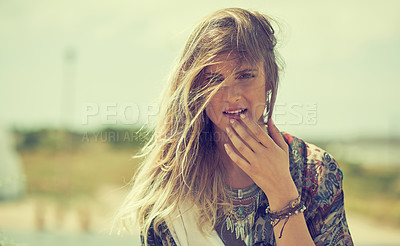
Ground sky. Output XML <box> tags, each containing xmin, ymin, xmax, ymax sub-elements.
<box><xmin>1</xmin><ymin>0</ymin><xmax>399</xmax><ymax>140</ymax></box>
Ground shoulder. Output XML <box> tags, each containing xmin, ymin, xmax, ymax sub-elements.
<box><xmin>282</xmin><ymin>132</ymin><xmax>337</xmax><ymax>168</ymax></box>
<box><xmin>282</xmin><ymin>132</ymin><xmax>341</xmax><ymax>176</ymax></box>
<box><xmin>282</xmin><ymin>132</ymin><xmax>344</xmax><ymax>206</ymax></box>
<box><xmin>142</xmin><ymin>219</ymin><xmax>177</xmax><ymax>246</ymax></box>
<box><xmin>282</xmin><ymin>133</ymin><xmax>353</xmax><ymax>245</ymax></box>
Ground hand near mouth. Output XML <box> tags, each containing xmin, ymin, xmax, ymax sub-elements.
<box><xmin>224</xmin><ymin>115</ymin><xmax>299</xmax><ymax>210</ymax></box>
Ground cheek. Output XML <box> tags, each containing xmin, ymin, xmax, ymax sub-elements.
<box><xmin>256</xmin><ymin>91</ymin><xmax>266</xmax><ymax>108</ymax></box>
<box><xmin>205</xmin><ymin>95</ymin><xmax>227</xmax><ymax>127</ymax></box>
<box><xmin>205</xmin><ymin>101</ymin><xmax>218</xmax><ymax>123</ymax></box>
<box><xmin>205</xmin><ymin>91</ymin><xmax>222</xmax><ymax>113</ymax></box>
<box><xmin>256</xmin><ymin>92</ymin><xmax>267</xmax><ymax>111</ymax></box>
<box><xmin>248</xmin><ymin>85</ymin><xmax>266</xmax><ymax>118</ymax></box>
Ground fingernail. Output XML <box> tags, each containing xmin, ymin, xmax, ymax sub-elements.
<box><xmin>230</xmin><ymin>119</ymin><xmax>235</xmax><ymax>124</ymax></box>
<box><xmin>226</xmin><ymin>127</ymin><xmax>231</xmax><ymax>133</ymax></box>
<box><xmin>240</xmin><ymin>114</ymin><xmax>246</xmax><ymax>119</ymax></box>
<box><xmin>224</xmin><ymin>144</ymin><xmax>230</xmax><ymax>153</ymax></box>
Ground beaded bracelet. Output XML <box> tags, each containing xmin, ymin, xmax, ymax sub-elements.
<box><xmin>265</xmin><ymin>194</ymin><xmax>301</xmax><ymax>215</ymax></box>
<box><xmin>265</xmin><ymin>196</ymin><xmax>307</xmax><ymax>239</ymax></box>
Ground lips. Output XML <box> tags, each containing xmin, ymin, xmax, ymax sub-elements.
<box><xmin>223</xmin><ymin>108</ymin><xmax>247</xmax><ymax>115</ymax></box>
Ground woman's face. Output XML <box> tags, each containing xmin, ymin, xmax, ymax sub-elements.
<box><xmin>204</xmin><ymin>54</ymin><xmax>267</xmax><ymax>134</ymax></box>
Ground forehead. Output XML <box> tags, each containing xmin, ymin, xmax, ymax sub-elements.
<box><xmin>205</xmin><ymin>53</ymin><xmax>263</xmax><ymax>74</ymax></box>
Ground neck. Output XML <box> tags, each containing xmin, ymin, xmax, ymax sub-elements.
<box><xmin>214</xmin><ymin>127</ymin><xmax>255</xmax><ymax>189</ymax></box>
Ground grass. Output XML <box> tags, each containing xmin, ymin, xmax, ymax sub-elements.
<box><xmin>0</xmin><ymin>230</ymin><xmax>19</xmax><ymax>246</ymax></box>
<box><xmin>19</xmin><ymin>140</ymin><xmax>142</xmax><ymax>206</ymax></box>
<box><xmin>340</xmin><ymin>161</ymin><xmax>400</xmax><ymax>227</ymax></box>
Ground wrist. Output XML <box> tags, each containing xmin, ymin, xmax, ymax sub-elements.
<box><xmin>265</xmin><ymin>180</ymin><xmax>299</xmax><ymax>211</ymax></box>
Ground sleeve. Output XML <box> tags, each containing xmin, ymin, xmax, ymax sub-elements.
<box><xmin>140</xmin><ymin>221</ymin><xmax>164</xmax><ymax>246</ymax></box>
<box><xmin>303</xmin><ymin>144</ymin><xmax>354</xmax><ymax>246</ymax></box>
<box><xmin>140</xmin><ymin>220</ymin><xmax>177</xmax><ymax>246</ymax></box>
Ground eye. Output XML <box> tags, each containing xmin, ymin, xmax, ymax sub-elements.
<box><xmin>205</xmin><ymin>75</ymin><xmax>224</xmax><ymax>84</ymax></box>
<box><xmin>237</xmin><ymin>73</ymin><xmax>255</xmax><ymax>79</ymax></box>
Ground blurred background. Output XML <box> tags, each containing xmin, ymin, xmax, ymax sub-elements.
<box><xmin>1</xmin><ymin>0</ymin><xmax>400</xmax><ymax>245</ymax></box>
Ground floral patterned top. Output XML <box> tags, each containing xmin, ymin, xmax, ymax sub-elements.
<box><xmin>141</xmin><ymin>133</ymin><xmax>354</xmax><ymax>246</ymax></box>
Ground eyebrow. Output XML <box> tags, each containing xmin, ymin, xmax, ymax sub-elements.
<box><xmin>204</xmin><ymin>68</ymin><xmax>258</xmax><ymax>77</ymax></box>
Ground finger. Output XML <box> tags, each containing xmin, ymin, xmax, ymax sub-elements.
<box><xmin>224</xmin><ymin>143</ymin><xmax>252</xmax><ymax>172</ymax></box>
<box><xmin>239</xmin><ymin>113</ymin><xmax>273</xmax><ymax>148</ymax></box>
<box><xmin>230</xmin><ymin>119</ymin><xmax>263</xmax><ymax>152</ymax></box>
<box><xmin>226</xmin><ymin>126</ymin><xmax>256</xmax><ymax>162</ymax></box>
<box><xmin>267</xmin><ymin>118</ymin><xmax>289</xmax><ymax>152</ymax></box>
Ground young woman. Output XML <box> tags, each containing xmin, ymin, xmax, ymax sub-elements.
<box><xmin>114</xmin><ymin>8</ymin><xmax>354</xmax><ymax>246</ymax></box>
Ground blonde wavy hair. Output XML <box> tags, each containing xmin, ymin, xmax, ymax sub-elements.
<box><xmin>113</xmin><ymin>8</ymin><xmax>282</xmax><ymax>244</ymax></box>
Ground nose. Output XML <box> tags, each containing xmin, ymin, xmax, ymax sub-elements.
<box><xmin>223</xmin><ymin>84</ymin><xmax>243</xmax><ymax>103</ymax></box>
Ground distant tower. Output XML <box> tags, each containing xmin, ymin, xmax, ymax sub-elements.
<box><xmin>61</xmin><ymin>47</ymin><xmax>77</xmax><ymax>130</ymax></box>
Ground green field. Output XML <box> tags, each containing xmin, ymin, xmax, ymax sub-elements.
<box><xmin>340</xmin><ymin>161</ymin><xmax>400</xmax><ymax>227</ymax></box>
